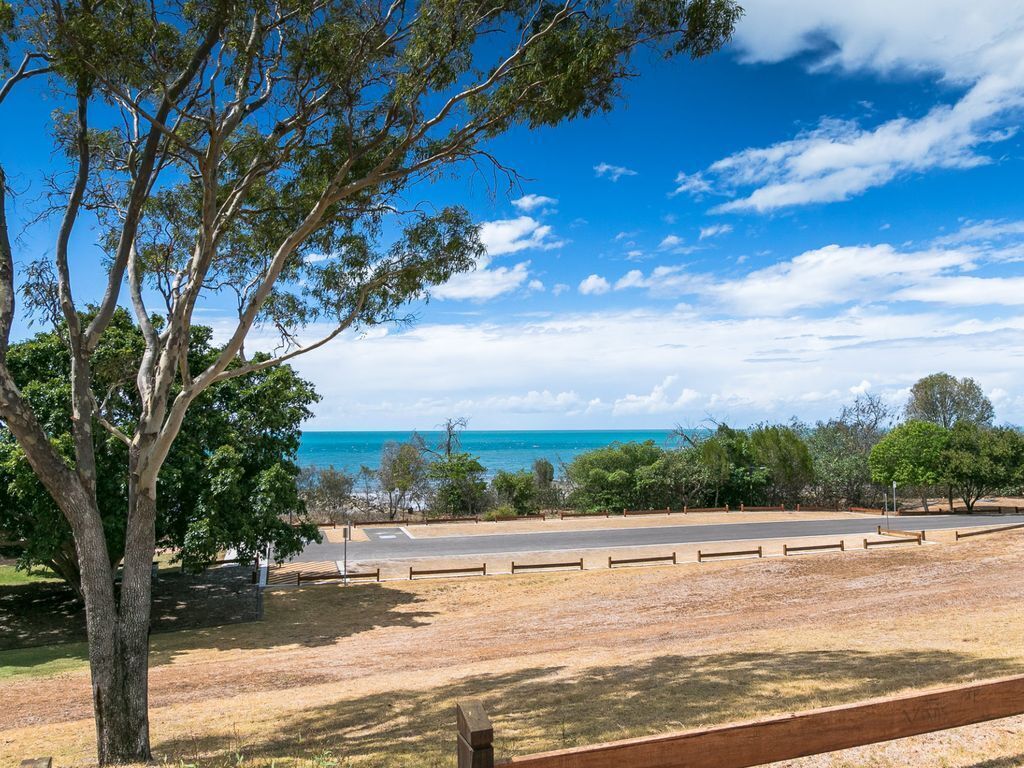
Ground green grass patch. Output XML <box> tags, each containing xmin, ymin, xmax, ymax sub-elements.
<box><xmin>0</xmin><ymin>641</ymin><xmax>89</xmax><ymax>681</ymax></box>
<box><xmin>0</xmin><ymin>563</ymin><xmax>60</xmax><ymax>586</ymax></box>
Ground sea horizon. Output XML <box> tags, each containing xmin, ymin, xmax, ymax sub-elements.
<box><xmin>297</xmin><ymin>428</ymin><xmax>695</xmax><ymax>476</ymax></box>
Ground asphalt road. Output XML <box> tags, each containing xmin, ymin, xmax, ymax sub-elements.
<box><xmin>291</xmin><ymin>514</ymin><xmax>1024</xmax><ymax>563</ymax></box>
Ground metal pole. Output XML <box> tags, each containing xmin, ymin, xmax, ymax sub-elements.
<box><xmin>343</xmin><ymin>522</ymin><xmax>350</xmax><ymax>585</ymax></box>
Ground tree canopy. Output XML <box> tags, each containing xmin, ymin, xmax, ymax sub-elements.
<box><xmin>0</xmin><ymin>311</ymin><xmax>320</xmax><ymax>590</ymax></box>
<box><xmin>905</xmin><ymin>373</ymin><xmax>995</xmax><ymax>429</ymax></box>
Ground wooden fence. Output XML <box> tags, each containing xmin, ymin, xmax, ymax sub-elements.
<box><xmin>739</xmin><ymin>504</ymin><xmax>783</xmax><ymax>512</ymax></box>
<box><xmin>877</xmin><ymin>525</ymin><xmax>925</xmax><ymax>541</ymax></box>
<box><xmin>783</xmin><ymin>541</ymin><xmax>844</xmax><ymax>556</ymax></box>
<box><xmin>511</xmin><ymin>559</ymin><xmax>584</xmax><ymax>574</ymax></box>
<box><xmin>296</xmin><ymin>569</ymin><xmax>380</xmax><ymax>585</ymax></box>
<box><xmin>863</xmin><ymin>536</ymin><xmax>920</xmax><ymax>549</ymax></box>
<box><xmin>956</xmin><ymin>522</ymin><xmax>1024</xmax><ymax>540</ymax></box>
<box><xmin>410</xmin><ymin>564</ymin><xmax>486</xmax><ymax>579</ymax></box>
<box><xmin>697</xmin><ymin>546</ymin><xmax>762</xmax><ymax>562</ymax></box>
<box><xmin>456</xmin><ymin>673</ymin><xmax>1024</xmax><ymax>768</ymax></box>
<box><xmin>608</xmin><ymin>553</ymin><xmax>676</xmax><ymax>568</ymax></box>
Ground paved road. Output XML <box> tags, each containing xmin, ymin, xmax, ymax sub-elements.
<box><xmin>291</xmin><ymin>514</ymin><xmax>1024</xmax><ymax>563</ymax></box>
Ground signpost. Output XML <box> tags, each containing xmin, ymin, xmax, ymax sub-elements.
<box><xmin>343</xmin><ymin>522</ymin><xmax>351</xmax><ymax>585</ymax></box>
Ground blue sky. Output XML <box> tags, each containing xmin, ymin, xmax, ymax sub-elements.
<box><xmin>4</xmin><ymin>2</ymin><xmax>1024</xmax><ymax>430</ymax></box>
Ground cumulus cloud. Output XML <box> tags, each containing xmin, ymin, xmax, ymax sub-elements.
<box><xmin>239</xmin><ymin>305</ymin><xmax>1024</xmax><ymax>429</ymax></box>
<box><xmin>673</xmin><ymin>2</ymin><xmax>1024</xmax><ymax>212</ymax></box>
<box><xmin>578</xmin><ymin>274</ymin><xmax>612</xmax><ymax>295</ymax></box>
<box><xmin>432</xmin><ymin>216</ymin><xmax>564</xmax><ymax>301</ymax></box>
<box><xmin>594</xmin><ymin>162</ymin><xmax>638</xmax><ymax>181</ymax></box>
<box><xmin>511</xmin><ymin>194</ymin><xmax>558</xmax><ymax>213</ymax></box>
<box><xmin>613</xmin><ymin>376</ymin><xmax>701</xmax><ymax>416</ymax></box>
<box><xmin>432</xmin><ymin>261</ymin><xmax>533</xmax><ymax>301</ymax></box>
<box><xmin>480</xmin><ymin>216</ymin><xmax>564</xmax><ymax>255</ymax></box>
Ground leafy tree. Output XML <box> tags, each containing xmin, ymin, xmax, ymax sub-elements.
<box><xmin>806</xmin><ymin>394</ymin><xmax>895</xmax><ymax>508</ymax></box>
<box><xmin>905</xmin><ymin>373</ymin><xmax>995</xmax><ymax>429</ymax></box>
<box><xmin>698</xmin><ymin>425</ymin><xmax>771</xmax><ymax>507</ymax></box>
<box><xmin>428</xmin><ymin>452</ymin><xmax>489</xmax><ymax>517</ymax></box>
<box><xmin>0</xmin><ymin>312</ymin><xmax>320</xmax><ymax>592</ymax></box>
<box><xmin>565</xmin><ymin>440</ymin><xmax>666</xmax><ymax>512</ymax></box>
<box><xmin>532</xmin><ymin>457</ymin><xmax>562</xmax><ymax>508</ymax></box>
<box><xmin>492</xmin><ymin>469</ymin><xmax>539</xmax><ymax>515</ymax></box>
<box><xmin>749</xmin><ymin>425</ymin><xmax>814</xmax><ymax>506</ymax></box>
<box><xmin>635</xmin><ymin>447</ymin><xmax>710</xmax><ymax>508</ymax></box>
<box><xmin>0</xmin><ymin>0</ymin><xmax>739</xmax><ymax>759</ymax></box>
<box><xmin>941</xmin><ymin>422</ymin><xmax>1024</xmax><ymax>512</ymax></box>
<box><xmin>297</xmin><ymin>466</ymin><xmax>355</xmax><ymax>524</ymax></box>
<box><xmin>378</xmin><ymin>437</ymin><xmax>430</xmax><ymax>519</ymax></box>
<box><xmin>869</xmin><ymin>421</ymin><xmax>949</xmax><ymax>512</ymax></box>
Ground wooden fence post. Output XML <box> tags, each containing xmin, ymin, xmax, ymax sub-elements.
<box><xmin>457</xmin><ymin>701</ymin><xmax>494</xmax><ymax>768</ymax></box>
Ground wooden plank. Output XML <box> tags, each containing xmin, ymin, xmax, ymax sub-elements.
<box><xmin>410</xmin><ymin>564</ymin><xmax>486</xmax><ymax>579</ymax></box>
<box><xmin>783</xmin><ymin>541</ymin><xmax>844</xmax><ymax>556</ymax></box>
<box><xmin>863</xmin><ymin>537</ymin><xmax>920</xmax><ymax>548</ymax></box>
<box><xmin>609</xmin><ymin>553</ymin><xmax>677</xmax><ymax>568</ymax></box>
<box><xmin>499</xmin><ymin>674</ymin><xmax>1024</xmax><ymax>768</ymax></box>
<box><xmin>20</xmin><ymin>760</ymin><xmax>52</xmax><ymax>768</ymax></box>
<box><xmin>511</xmin><ymin>559</ymin><xmax>584</xmax><ymax>573</ymax></box>
<box><xmin>956</xmin><ymin>522</ymin><xmax>1024</xmax><ymax>540</ymax></box>
<box><xmin>877</xmin><ymin>526</ymin><xmax>925</xmax><ymax>541</ymax></box>
<box><xmin>458</xmin><ymin>701</ymin><xmax>495</xmax><ymax>768</ymax></box>
<box><xmin>697</xmin><ymin>547</ymin><xmax>762</xmax><ymax>562</ymax></box>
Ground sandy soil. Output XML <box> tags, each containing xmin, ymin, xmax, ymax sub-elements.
<box><xmin>3</xmin><ymin>530</ymin><xmax>1024</xmax><ymax>767</ymax></box>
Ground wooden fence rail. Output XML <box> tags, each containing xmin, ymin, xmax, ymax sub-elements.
<box><xmin>863</xmin><ymin>537</ymin><xmax>921</xmax><ymax>549</ymax></box>
<box><xmin>783</xmin><ymin>541</ymin><xmax>844</xmax><ymax>556</ymax></box>
<box><xmin>296</xmin><ymin>569</ymin><xmax>381</xmax><ymax>584</ymax></box>
<box><xmin>877</xmin><ymin>526</ymin><xmax>925</xmax><ymax>541</ymax></box>
<box><xmin>739</xmin><ymin>504</ymin><xmax>783</xmax><ymax>512</ymax></box>
<box><xmin>697</xmin><ymin>546</ymin><xmax>762</xmax><ymax>562</ymax></box>
<box><xmin>410</xmin><ymin>564</ymin><xmax>486</xmax><ymax>579</ymax></box>
<box><xmin>511</xmin><ymin>559</ymin><xmax>584</xmax><ymax>574</ymax></box>
<box><xmin>956</xmin><ymin>522</ymin><xmax>1024</xmax><ymax>540</ymax></box>
<box><xmin>457</xmin><ymin>673</ymin><xmax>1024</xmax><ymax>768</ymax></box>
<box><xmin>623</xmin><ymin>507</ymin><xmax>674</xmax><ymax>516</ymax></box>
<box><xmin>608</xmin><ymin>553</ymin><xmax>677</xmax><ymax>568</ymax></box>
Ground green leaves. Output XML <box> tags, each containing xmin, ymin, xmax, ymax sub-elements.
<box><xmin>869</xmin><ymin>420</ymin><xmax>948</xmax><ymax>488</ymax></box>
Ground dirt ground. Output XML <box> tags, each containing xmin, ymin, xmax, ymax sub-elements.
<box><xmin>4</xmin><ymin>531</ymin><xmax>1024</xmax><ymax>767</ymax></box>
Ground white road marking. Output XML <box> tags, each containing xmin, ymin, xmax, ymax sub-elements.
<box><xmin>378</xmin><ymin>534</ymin><xmax>397</xmax><ymax>539</ymax></box>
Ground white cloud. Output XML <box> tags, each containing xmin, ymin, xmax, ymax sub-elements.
<box><xmin>431</xmin><ymin>216</ymin><xmax>566</xmax><ymax>301</ymax></box>
<box><xmin>480</xmin><ymin>216</ymin><xmax>564</xmax><ymax>256</ymax></box>
<box><xmin>578</xmin><ymin>274</ymin><xmax>611</xmax><ymax>295</ymax></box>
<box><xmin>659</xmin><ymin>234</ymin><xmax>684</xmax><ymax>249</ymax></box>
<box><xmin>850</xmin><ymin>379</ymin><xmax>872</xmax><ymax>395</ymax></box>
<box><xmin>552</xmin><ymin>283</ymin><xmax>570</xmax><ymax>297</ymax></box>
<box><xmin>608</xmin><ymin>230</ymin><xmax>1024</xmax><ymax>314</ymax></box>
<box><xmin>594</xmin><ymin>162</ymin><xmax>638</xmax><ymax>182</ymax></box>
<box><xmin>673</xmin><ymin>3</ymin><xmax>1024</xmax><ymax>211</ymax></box>
<box><xmin>240</xmin><ymin>305</ymin><xmax>1024</xmax><ymax>429</ymax></box>
<box><xmin>432</xmin><ymin>261</ymin><xmax>532</xmax><ymax>301</ymax></box>
<box><xmin>613</xmin><ymin>376</ymin><xmax>701</xmax><ymax>416</ymax></box>
<box><xmin>699</xmin><ymin>224</ymin><xmax>733</xmax><ymax>240</ymax></box>
<box><xmin>511</xmin><ymin>194</ymin><xmax>558</xmax><ymax>213</ymax></box>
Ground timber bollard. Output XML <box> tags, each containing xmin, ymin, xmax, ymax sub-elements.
<box><xmin>457</xmin><ymin>701</ymin><xmax>494</xmax><ymax>768</ymax></box>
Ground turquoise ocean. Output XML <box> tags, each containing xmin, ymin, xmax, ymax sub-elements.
<box><xmin>297</xmin><ymin>430</ymin><xmax>680</xmax><ymax>476</ymax></box>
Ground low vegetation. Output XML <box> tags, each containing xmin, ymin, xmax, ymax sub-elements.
<box><xmin>302</xmin><ymin>374</ymin><xmax>1024</xmax><ymax>520</ymax></box>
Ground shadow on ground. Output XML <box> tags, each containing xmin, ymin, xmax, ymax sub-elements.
<box><xmin>149</xmin><ymin>582</ymin><xmax>436</xmax><ymax>667</ymax></box>
<box><xmin>153</xmin><ymin>648</ymin><xmax>1024</xmax><ymax>768</ymax></box>
<box><xmin>0</xmin><ymin>566</ymin><xmax>261</xmax><ymax>651</ymax></box>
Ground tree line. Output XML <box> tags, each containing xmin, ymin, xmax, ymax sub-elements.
<box><xmin>299</xmin><ymin>373</ymin><xmax>1024</xmax><ymax>521</ymax></box>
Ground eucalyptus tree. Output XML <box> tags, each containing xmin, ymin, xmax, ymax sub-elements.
<box><xmin>0</xmin><ymin>0</ymin><xmax>740</xmax><ymax>762</ymax></box>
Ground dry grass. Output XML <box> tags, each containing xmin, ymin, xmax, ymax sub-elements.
<box><xmin>3</xmin><ymin>532</ymin><xmax>1024</xmax><ymax>768</ymax></box>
